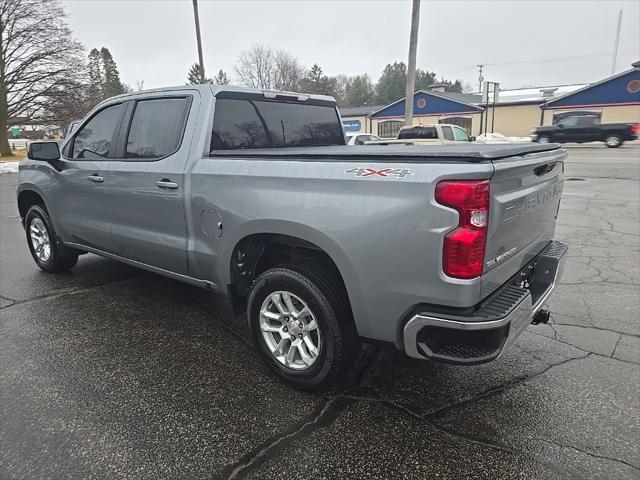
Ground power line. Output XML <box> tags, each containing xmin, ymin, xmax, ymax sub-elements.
<box><xmin>441</xmin><ymin>50</ymin><xmax>634</xmax><ymax>76</ymax></box>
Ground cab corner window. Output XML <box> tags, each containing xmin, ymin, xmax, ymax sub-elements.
<box><xmin>126</xmin><ymin>97</ymin><xmax>189</xmax><ymax>159</ymax></box>
<box><xmin>72</xmin><ymin>103</ymin><xmax>124</xmax><ymax>159</ymax></box>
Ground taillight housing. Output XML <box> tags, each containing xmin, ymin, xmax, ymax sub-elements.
<box><xmin>435</xmin><ymin>180</ymin><xmax>490</xmax><ymax>279</ymax></box>
<box><xmin>631</xmin><ymin>124</ymin><xmax>639</xmax><ymax>134</ymax></box>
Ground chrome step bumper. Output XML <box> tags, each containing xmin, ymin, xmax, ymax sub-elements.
<box><xmin>403</xmin><ymin>240</ymin><xmax>568</xmax><ymax>365</ymax></box>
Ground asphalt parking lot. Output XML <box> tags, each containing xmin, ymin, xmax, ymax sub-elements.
<box><xmin>1</xmin><ymin>146</ymin><xmax>639</xmax><ymax>480</ymax></box>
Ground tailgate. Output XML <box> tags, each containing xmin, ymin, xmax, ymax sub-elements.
<box><xmin>480</xmin><ymin>148</ymin><xmax>567</xmax><ymax>299</ymax></box>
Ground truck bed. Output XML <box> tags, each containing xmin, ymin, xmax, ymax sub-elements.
<box><xmin>210</xmin><ymin>143</ymin><xmax>563</xmax><ymax>161</ymax></box>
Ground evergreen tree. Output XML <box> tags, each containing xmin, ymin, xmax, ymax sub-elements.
<box><xmin>342</xmin><ymin>74</ymin><xmax>375</xmax><ymax>107</ymax></box>
<box><xmin>300</xmin><ymin>63</ymin><xmax>337</xmax><ymax>96</ymax></box>
<box><xmin>100</xmin><ymin>47</ymin><xmax>125</xmax><ymax>98</ymax></box>
<box><xmin>87</xmin><ymin>48</ymin><xmax>104</xmax><ymax>106</ymax></box>
<box><xmin>212</xmin><ymin>69</ymin><xmax>230</xmax><ymax>85</ymax></box>
<box><xmin>375</xmin><ymin>62</ymin><xmax>407</xmax><ymax>104</ymax></box>
<box><xmin>187</xmin><ymin>63</ymin><xmax>212</xmax><ymax>84</ymax></box>
<box><xmin>375</xmin><ymin>62</ymin><xmax>462</xmax><ymax>104</ymax></box>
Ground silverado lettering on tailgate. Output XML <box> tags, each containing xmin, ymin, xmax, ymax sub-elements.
<box><xmin>503</xmin><ymin>183</ymin><xmax>563</xmax><ymax>222</ymax></box>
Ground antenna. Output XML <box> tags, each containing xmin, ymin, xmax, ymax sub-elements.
<box><xmin>477</xmin><ymin>64</ymin><xmax>484</xmax><ymax>93</ymax></box>
<box><xmin>611</xmin><ymin>9</ymin><xmax>622</xmax><ymax>75</ymax></box>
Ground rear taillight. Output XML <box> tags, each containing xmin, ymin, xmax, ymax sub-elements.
<box><xmin>631</xmin><ymin>124</ymin><xmax>639</xmax><ymax>134</ymax></box>
<box><xmin>435</xmin><ymin>180</ymin><xmax>490</xmax><ymax>279</ymax></box>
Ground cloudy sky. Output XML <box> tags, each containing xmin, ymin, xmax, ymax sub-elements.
<box><xmin>62</xmin><ymin>0</ymin><xmax>639</xmax><ymax>91</ymax></box>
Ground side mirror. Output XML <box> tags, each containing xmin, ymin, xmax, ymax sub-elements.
<box><xmin>469</xmin><ymin>136</ymin><xmax>476</xmax><ymax>142</ymax></box>
<box><xmin>27</xmin><ymin>141</ymin><xmax>60</xmax><ymax>161</ymax></box>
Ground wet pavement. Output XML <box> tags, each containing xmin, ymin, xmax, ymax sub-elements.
<box><xmin>1</xmin><ymin>147</ymin><xmax>639</xmax><ymax>480</ymax></box>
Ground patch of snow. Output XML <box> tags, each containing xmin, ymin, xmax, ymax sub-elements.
<box><xmin>0</xmin><ymin>162</ymin><xmax>19</xmax><ymax>174</ymax></box>
<box><xmin>475</xmin><ymin>133</ymin><xmax>532</xmax><ymax>143</ymax></box>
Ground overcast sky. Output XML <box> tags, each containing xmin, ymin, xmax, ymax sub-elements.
<box><xmin>62</xmin><ymin>0</ymin><xmax>640</xmax><ymax>92</ymax></box>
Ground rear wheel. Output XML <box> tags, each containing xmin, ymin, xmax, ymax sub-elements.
<box><xmin>605</xmin><ymin>134</ymin><xmax>622</xmax><ymax>148</ymax></box>
<box><xmin>25</xmin><ymin>205</ymin><xmax>78</xmax><ymax>273</ymax></box>
<box><xmin>247</xmin><ymin>263</ymin><xmax>358</xmax><ymax>389</ymax></box>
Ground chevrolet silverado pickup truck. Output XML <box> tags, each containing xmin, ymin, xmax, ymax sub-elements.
<box><xmin>19</xmin><ymin>85</ymin><xmax>568</xmax><ymax>389</ymax></box>
<box><xmin>368</xmin><ymin>124</ymin><xmax>476</xmax><ymax>145</ymax></box>
<box><xmin>532</xmin><ymin>115</ymin><xmax>639</xmax><ymax>147</ymax></box>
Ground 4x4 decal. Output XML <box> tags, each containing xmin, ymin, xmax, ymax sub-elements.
<box><xmin>344</xmin><ymin>167</ymin><xmax>413</xmax><ymax>178</ymax></box>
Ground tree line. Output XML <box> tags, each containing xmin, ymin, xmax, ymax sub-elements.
<box><xmin>187</xmin><ymin>44</ymin><xmax>466</xmax><ymax>108</ymax></box>
<box><xmin>0</xmin><ymin>0</ymin><xmax>130</xmax><ymax>154</ymax></box>
<box><xmin>0</xmin><ymin>0</ymin><xmax>466</xmax><ymax>156</ymax></box>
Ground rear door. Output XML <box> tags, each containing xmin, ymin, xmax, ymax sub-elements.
<box><xmin>56</xmin><ymin>102</ymin><xmax>125</xmax><ymax>250</ymax></box>
<box><xmin>106</xmin><ymin>93</ymin><xmax>196</xmax><ymax>275</ymax></box>
<box><xmin>481</xmin><ymin>148</ymin><xmax>566</xmax><ymax>298</ymax></box>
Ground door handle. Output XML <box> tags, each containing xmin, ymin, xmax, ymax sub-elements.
<box><xmin>156</xmin><ymin>180</ymin><xmax>178</xmax><ymax>190</ymax></box>
<box><xmin>88</xmin><ymin>174</ymin><xmax>104</xmax><ymax>183</ymax></box>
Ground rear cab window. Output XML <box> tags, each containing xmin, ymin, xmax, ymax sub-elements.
<box><xmin>210</xmin><ymin>93</ymin><xmax>344</xmax><ymax>151</ymax></box>
<box><xmin>397</xmin><ymin>127</ymin><xmax>437</xmax><ymax>140</ymax></box>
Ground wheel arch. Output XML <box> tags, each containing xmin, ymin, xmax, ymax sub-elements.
<box><xmin>224</xmin><ymin>220</ymin><xmax>367</xmax><ymax>334</ymax></box>
<box><xmin>17</xmin><ymin>186</ymin><xmax>47</xmax><ymax>224</ymax></box>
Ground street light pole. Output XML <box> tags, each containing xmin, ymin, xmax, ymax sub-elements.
<box><xmin>404</xmin><ymin>0</ymin><xmax>421</xmax><ymax>127</ymax></box>
<box><xmin>192</xmin><ymin>0</ymin><xmax>206</xmax><ymax>83</ymax></box>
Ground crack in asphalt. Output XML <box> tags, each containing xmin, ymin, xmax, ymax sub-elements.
<box><xmin>217</xmin><ymin>348</ymin><xmax>382</xmax><ymax>480</ymax></box>
<box><xmin>0</xmin><ymin>274</ymin><xmax>146</xmax><ymax>310</ymax></box>
<box><xmin>424</xmin><ymin>353</ymin><xmax>592</xmax><ymax>421</ymax></box>
<box><xmin>539</xmin><ymin>438</ymin><xmax>640</xmax><ymax>472</ymax></box>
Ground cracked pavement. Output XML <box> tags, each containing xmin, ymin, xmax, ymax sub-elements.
<box><xmin>1</xmin><ymin>146</ymin><xmax>639</xmax><ymax>479</ymax></box>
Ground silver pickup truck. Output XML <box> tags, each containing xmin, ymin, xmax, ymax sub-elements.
<box><xmin>18</xmin><ymin>85</ymin><xmax>568</xmax><ymax>389</ymax></box>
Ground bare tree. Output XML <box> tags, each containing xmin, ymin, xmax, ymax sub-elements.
<box><xmin>0</xmin><ymin>0</ymin><xmax>84</xmax><ymax>155</ymax></box>
<box><xmin>234</xmin><ymin>45</ymin><xmax>304</xmax><ymax>91</ymax></box>
<box><xmin>273</xmin><ymin>50</ymin><xmax>305</xmax><ymax>91</ymax></box>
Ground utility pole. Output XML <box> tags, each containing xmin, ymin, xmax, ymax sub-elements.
<box><xmin>477</xmin><ymin>64</ymin><xmax>484</xmax><ymax>93</ymax></box>
<box><xmin>192</xmin><ymin>0</ymin><xmax>206</xmax><ymax>83</ymax></box>
<box><xmin>404</xmin><ymin>0</ymin><xmax>421</xmax><ymax>127</ymax></box>
<box><xmin>611</xmin><ymin>9</ymin><xmax>622</xmax><ymax>75</ymax></box>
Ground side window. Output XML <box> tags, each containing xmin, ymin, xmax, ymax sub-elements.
<box><xmin>441</xmin><ymin>126</ymin><xmax>454</xmax><ymax>141</ymax></box>
<box><xmin>355</xmin><ymin>135</ymin><xmax>366</xmax><ymax>145</ymax></box>
<box><xmin>453</xmin><ymin>127</ymin><xmax>471</xmax><ymax>141</ymax></box>
<box><xmin>560</xmin><ymin>116</ymin><xmax>579</xmax><ymax>127</ymax></box>
<box><xmin>126</xmin><ymin>98</ymin><xmax>189</xmax><ymax>159</ymax></box>
<box><xmin>72</xmin><ymin>104</ymin><xmax>124</xmax><ymax>159</ymax></box>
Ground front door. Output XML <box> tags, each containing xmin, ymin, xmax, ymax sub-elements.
<box><xmin>55</xmin><ymin>102</ymin><xmax>126</xmax><ymax>251</ymax></box>
<box><xmin>106</xmin><ymin>94</ymin><xmax>195</xmax><ymax>275</ymax></box>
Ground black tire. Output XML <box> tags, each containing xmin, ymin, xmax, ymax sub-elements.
<box><xmin>25</xmin><ymin>205</ymin><xmax>78</xmax><ymax>273</ymax></box>
<box><xmin>605</xmin><ymin>134</ymin><xmax>623</xmax><ymax>148</ymax></box>
<box><xmin>537</xmin><ymin>135</ymin><xmax>551</xmax><ymax>144</ymax></box>
<box><xmin>247</xmin><ymin>263</ymin><xmax>359</xmax><ymax>390</ymax></box>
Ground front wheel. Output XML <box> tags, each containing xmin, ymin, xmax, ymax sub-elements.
<box><xmin>605</xmin><ymin>135</ymin><xmax>623</xmax><ymax>148</ymax></box>
<box><xmin>25</xmin><ymin>205</ymin><xmax>78</xmax><ymax>273</ymax></box>
<box><xmin>537</xmin><ymin>135</ymin><xmax>551</xmax><ymax>144</ymax></box>
<box><xmin>247</xmin><ymin>263</ymin><xmax>358</xmax><ymax>389</ymax></box>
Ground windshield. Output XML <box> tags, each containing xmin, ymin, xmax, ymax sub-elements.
<box><xmin>210</xmin><ymin>98</ymin><xmax>344</xmax><ymax>150</ymax></box>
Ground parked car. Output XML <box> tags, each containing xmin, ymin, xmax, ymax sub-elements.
<box><xmin>368</xmin><ymin>124</ymin><xmax>475</xmax><ymax>145</ymax></box>
<box><xmin>346</xmin><ymin>133</ymin><xmax>381</xmax><ymax>145</ymax></box>
<box><xmin>532</xmin><ymin>115</ymin><xmax>639</xmax><ymax>147</ymax></box>
<box><xmin>19</xmin><ymin>85</ymin><xmax>567</xmax><ymax>389</ymax></box>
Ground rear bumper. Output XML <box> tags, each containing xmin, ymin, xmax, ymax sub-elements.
<box><xmin>403</xmin><ymin>240</ymin><xmax>568</xmax><ymax>365</ymax></box>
